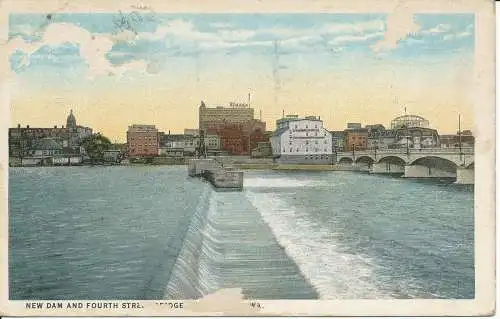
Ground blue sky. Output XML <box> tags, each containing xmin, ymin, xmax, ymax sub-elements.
<box><xmin>9</xmin><ymin>12</ymin><xmax>474</xmax><ymax>77</ymax></box>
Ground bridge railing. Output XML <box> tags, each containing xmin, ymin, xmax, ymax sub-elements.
<box><xmin>337</xmin><ymin>147</ymin><xmax>474</xmax><ymax>157</ymax></box>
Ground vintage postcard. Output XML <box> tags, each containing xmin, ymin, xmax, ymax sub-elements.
<box><xmin>0</xmin><ymin>0</ymin><xmax>495</xmax><ymax>316</ymax></box>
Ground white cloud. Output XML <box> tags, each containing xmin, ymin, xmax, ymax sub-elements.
<box><xmin>420</xmin><ymin>23</ymin><xmax>451</xmax><ymax>35</ymax></box>
<box><xmin>136</xmin><ymin>18</ymin><xmax>387</xmax><ymax>54</ymax></box>
<box><xmin>322</xmin><ymin>20</ymin><xmax>385</xmax><ymax>35</ymax></box>
<box><xmin>442</xmin><ymin>24</ymin><xmax>474</xmax><ymax>41</ymax></box>
<box><xmin>330</xmin><ymin>31</ymin><xmax>384</xmax><ymax>45</ymax></box>
<box><xmin>371</xmin><ymin>7</ymin><xmax>421</xmax><ymax>53</ymax></box>
<box><xmin>7</xmin><ymin>22</ymin><xmax>150</xmax><ymax>79</ymax></box>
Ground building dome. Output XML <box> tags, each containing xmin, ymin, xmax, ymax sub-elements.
<box><xmin>66</xmin><ymin>109</ymin><xmax>76</xmax><ymax>129</ymax></box>
<box><xmin>391</xmin><ymin>114</ymin><xmax>429</xmax><ymax>129</ymax></box>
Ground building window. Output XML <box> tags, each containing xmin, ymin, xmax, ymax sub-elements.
<box><xmin>296</xmin><ymin>148</ymin><xmax>299</xmax><ymax>152</ymax></box>
<box><xmin>290</xmin><ymin>148</ymin><xmax>293</xmax><ymax>152</ymax></box>
<box><xmin>306</xmin><ymin>148</ymin><xmax>308</xmax><ymax>152</ymax></box>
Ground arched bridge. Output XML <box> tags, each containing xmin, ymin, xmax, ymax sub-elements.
<box><xmin>336</xmin><ymin>147</ymin><xmax>474</xmax><ymax>184</ymax></box>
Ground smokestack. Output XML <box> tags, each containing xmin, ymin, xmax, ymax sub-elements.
<box><xmin>260</xmin><ymin>109</ymin><xmax>262</xmax><ymax>121</ymax></box>
<box><xmin>282</xmin><ymin>110</ymin><xmax>284</xmax><ymax>118</ymax></box>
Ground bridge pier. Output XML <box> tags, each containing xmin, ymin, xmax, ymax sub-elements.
<box><xmin>404</xmin><ymin>165</ymin><xmax>456</xmax><ymax>179</ymax></box>
<box><xmin>354</xmin><ymin>162</ymin><xmax>371</xmax><ymax>172</ymax></box>
<box><xmin>370</xmin><ymin>162</ymin><xmax>405</xmax><ymax>175</ymax></box>
<box><xmin>455</xmin><ymin>167</ymin><xmax>474</xmax><ymax>185</ymax></box>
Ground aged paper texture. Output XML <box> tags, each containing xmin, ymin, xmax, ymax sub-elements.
<box><xmin>0</xmin><ymin>0</ymin><xmax>495</xmax><ymax>316</ymax></box>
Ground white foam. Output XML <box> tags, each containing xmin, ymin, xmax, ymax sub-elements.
<box><xmin>244</xmin><ymin>177</ymin><xmax>325</xmax><ymax>189</ymax></box>
<box><xmin>164</xmin><ymin>185</ymin><xmax>218</xmax><ymax>299</ymax></box>
<box><xmin>246</xmin><ymin>191</ymin><xmax>391</xmax><ymax>299</ymax></box>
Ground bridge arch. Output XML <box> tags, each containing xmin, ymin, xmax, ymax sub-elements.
<box><xmin>409</xmin><ymin>156</ymin><xmax>459</xmax><ymax>173</ymax></box>
<box><xmin>355</xmin><ymin>155</ymin><xmax>375</xmax><ymax>164</ymax></box>
<box><xmin>376</xmin><ymin>155</ymin><xmax>407</xmax><ymax>165</ymax></box>
<box><xmin>338</xmin><ymin>157</ymin><xmax>353</xmax><ymax>164</ymax></box>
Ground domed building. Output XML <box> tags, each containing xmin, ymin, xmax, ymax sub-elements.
<box><xmin>64</xmin><ymin>109</ymin><xmax>93</xmax><ymax>154</ymax></box>
<box><xmin>367</xmin><ymin>114</ymin><xmax>440</xmax><ymax>150</ymax></box>
<box><xmin>390</xmin><ymin>114</ymin><xmax>429</xmax><ymax>130</ymax></box>
<box><xmin>8</xmin><ymin>109</ymin><xmax>93</xmax><ymax>161</ymax></box>
<box><xmin>66</xmin><ymin>109</ymin><xmax>77</xmax><ymax>130</ymax></box>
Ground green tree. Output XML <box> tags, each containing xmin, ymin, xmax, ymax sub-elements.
<box><xmin>81</xmin><ymin>133</ymin><xmax>112</xmax><ymax>164</ymax></box>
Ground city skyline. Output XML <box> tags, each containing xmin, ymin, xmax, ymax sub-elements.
<box><xmin>10</xmin><ymin>105</ymin><xmax>473</xmax><ymax>144</ymax></box>
<box><xmin>8</xmin><ymin>13</ymin><xmax>475</xmax><ymax>142</ymax></box>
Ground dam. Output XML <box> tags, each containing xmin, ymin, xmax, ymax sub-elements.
<box><xmin>188</xmin><ymin>158</ymin><xmax>244</xmax><ymax>191</ymax></box>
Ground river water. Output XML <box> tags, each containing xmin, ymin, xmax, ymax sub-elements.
<box><xmin>9</xmin><ymin>166</ymin><xmax>474</xmax><ymax>300</ymax></box>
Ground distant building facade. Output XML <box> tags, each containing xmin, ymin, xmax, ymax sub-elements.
<box><xmin>347</xmin><ymin>123</ymin><xmax>362</xmax><ymax>129</ymax></box>
<box><xmin>440</xmin><ymin>130</ymin><xmax>474</xmax><ymax>148</ymax></box>
<box><xmin>198</xmin><ymin>101</ymin><xmax>254</xmax><ymax>131</ymax></box>
<box><xmin>344</xmin><ymin>128</ymin><xmax>368</xmax><ymax>151</ymax></box>
<box><xmin>251</xmin><ymin>141</ymin><xmax>272</xmax><ymax>158</ymax></box>
<box><xmin>270</xmin><ymin>115</ymin><xmax>333</xmax><ymax>164</ymax></box>
<box><xmin>127</xmin><ymin>124</ymin><xmax>159</xmax><ymax>157</ymax></box>
<box><xmin>207</xmin><ymin>123</ymin><xmax>247</xmax><ymax>155</ymax></box>
<box><xmin>158</xmin><ymin>130</ymin><xmax>221</xmax><ymax>156</ymax></box>
<box><xmin>330</xmin><ymin>130</ymin><xmax>345</xmax><ymax>153</ymax></box>
<box><xmin>31</xmin><ymin>138</ymin><xmax>64</xmax><ymax>157</ymax></box>
<box><xmin>199</xmin><ymin>100</ymin><xmax>266</xmax><ymax>155</ymax></box>
<box><xmin>356</xmin><ymin>115</ymin><xmax>441</xmax><ymax>151</ymax></box>
<box><xmin>9</xmin><ymin>110</ymin><xmax>92</xmax><ymax>158</ymax></box>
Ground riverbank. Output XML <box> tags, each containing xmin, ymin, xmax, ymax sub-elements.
<box><xmin>232</xmin><ymin>163</ymin><xmax>366</xmax><ymax>171</ymax></box>
<box><xmin>9</xmin><ymin>160</ymin><xmax>366</xmax><ymax>171</ymax></box>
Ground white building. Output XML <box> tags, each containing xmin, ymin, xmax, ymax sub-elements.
<box><xmin>270</xmin><ymin>115</ymin><xmax>333</xmax><ymax>164</ymax></box>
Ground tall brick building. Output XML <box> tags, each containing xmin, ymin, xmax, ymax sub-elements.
<box><xmin>205</xmin><ymin>120</ymin><xmax>267</xmax><ymax>156</ymax></box>
<box><xmin>198</xmin><ymin>101</ymin><xmax>266</xmax><ymax>155</ymax></box>
<box><xmin>198</xmin><ymin>101</ymin><xmax>254</xmax><ymax>131</ymax></box>
<box><xmin>126</xmin><ymin>124</ymin><xmax>159</xmax><ymax>157</ymax></box>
